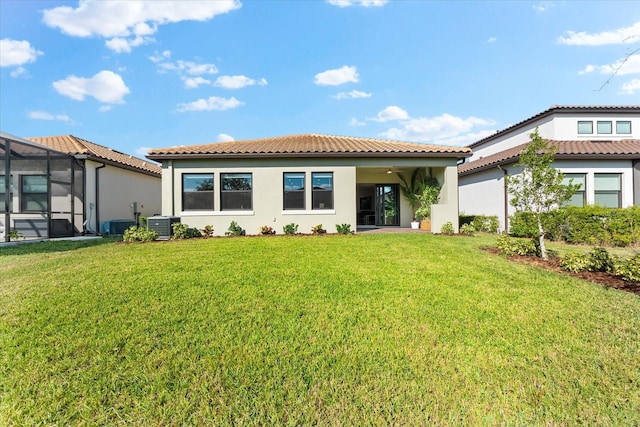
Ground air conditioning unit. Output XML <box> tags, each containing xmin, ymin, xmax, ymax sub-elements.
<box><xmin>103</xmin><ymin>219</ymin><xmax>136</xmax><ymax>235</ymax></box>
<box><xmin>147</xmin><ymin>216</ymin><xmax>181</xmax><ymax>238</ymax></box>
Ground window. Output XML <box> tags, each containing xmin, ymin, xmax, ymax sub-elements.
<box><xmin>597</xmin><ymin>121</ymin><xmax>612</xmax><ymax>134</ymax></box>
<box><xmin>562</xmin><ymin>173</ymin><xmax>586</xmax><ymax>207</ymax></box>
<box><xmin>0</xmin><ymin>175</ymin><xmax>7</xmax><ymax>212</ymax></box>
<box><xmin>312</xmin><ymin>172</ymin><xmax>333</xmax><ymax>210</ymax></box>
<box><xmin>578</xmin><ymin>121</ymin><xmax>593</xmax><ymax>134</ymax></box>
<box><xmin>21</xmin><ymin>175</ymin><xmax>48</xmax><ymax>212</ymax></box>
<box><xmin>182</xmin><ymin>173</ymin><xmax>214</xmax><ymax>210</ymax></box>
<box><xmin>283</xmin><ymin>172</ymin><xmax>305</xmax><ymax>210</ymax></box>
<box><xmin>616</xmin><ymin>121</ymin><xmax>631</xmax><ymax>134</ymax></box>
<box><xmin>594</xmin><ymin>173</ymin><xmax>621</xmax><ymax>208</ymax></box>
<box><xmin>221</xmin><ymin>173</ymin><xmax>252</xmax><ymax>210</ymax></box>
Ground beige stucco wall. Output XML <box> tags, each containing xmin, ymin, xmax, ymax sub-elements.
<box><xmin>161</xmin><ymin>157</ymin><xmax>462</xmax><ymax>235</ymax></box>
<box><xmin>85</xmin><ymin>160</ymin><xmax>161</xmax><ymax>232</ymax></box>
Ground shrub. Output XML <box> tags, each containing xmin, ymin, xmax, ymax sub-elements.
<box><xmin>496</xmin><ymin>235</ymin><xmax>537</xmax><ymax>257</ymax></box>
<box><xmin>283</xmin><ymin>223</ymin><xmax>299</xmax><ymax>235</ymax></box>
<box><xmin>172</xmin><ymin>222</ymin><xmax>202</xmax><ymax>239</ymax></box>
<box><xmin>614</xmin><ymin>254</ymin><xmax>640</xmax><ymax>283</ymax></box>
<box><xmin>560</xmin><ymin>253</ymin><xmax>591</xmax><ymax>273</ymax></box>
<box><xmin>225</xmin><ymin>221</ymin><xmax>245</xmax><ymax>236</ymax></box>
<box><xmin>311</xmin><ymin>224</ymin><xmax>326</xmax><ymax>235</ymax></box>
<box><xmin>201</xmin><ymin>225</ymin><xmax>214</xmax><ymax>238</ymax></box>
<box><xmin>459</xmin><ymin>223</ymin><xmax>476</xmax><ymax>235</ymax></box>
<box><xmin>587</xmin><ymin>247</ymin><xmax>614</xmax><ymax>273</ymax></box>
<box><xmin>259</xmin><ymin>225</ymin><xmax>276</xmax><ymax>235</ymax></box>
<box><xmin>7</xmin><ymin>229</ymin><xmax>22</xmax><ymax>241</ymax></box>
<box><xmin>336</xmin><ymin>224</ymin><xmax>353</xmax><ymax>235</ymax></box>
<box><xmin>123</xmin><ymin>226</ymin><xmax>158</xmax><ymax>243</ymax></box>
<box><xmin>470</xmin><ymin>215</ymin><xmax>499</xmax><ymax>233</ymax></box>
<box><xmin>440</xmin><ymin>222</ymin><xmax>454</xmax><ymax>234</ymax></box>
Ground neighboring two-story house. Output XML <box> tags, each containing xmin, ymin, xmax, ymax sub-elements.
<box><xmin>458</xmin><ymin>106</ymin><xmax>640</xmax><ymax>231</ymax></box>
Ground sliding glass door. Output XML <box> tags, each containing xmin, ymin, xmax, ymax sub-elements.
<box><xmin>375</xmin><ymin>184</ymin><xmax>399</xmax><ymax>226</ymax></box>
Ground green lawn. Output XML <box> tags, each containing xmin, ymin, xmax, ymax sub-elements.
<box><xmin>1</xmin><ymin>234</ymin><xmax>639</xmax><ymax>425</ymax></box>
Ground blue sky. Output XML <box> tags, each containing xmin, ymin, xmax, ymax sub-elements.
<box><xmin>1</xmin><ymin>0</ymin><xmax>639</xmax><ymax>158</ymax></box>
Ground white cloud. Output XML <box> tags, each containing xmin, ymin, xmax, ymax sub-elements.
<box><xmin>314</xmin><ymin>65</ymin><xmax>359</xmax><ymax>86</ymax></box>
<box><xmin>557</xmin><ymin>21</ymin><xmax>640</xmax><ymax>46</ymax></box>
<box><xmin>368</xmin><ymin>106</ymin><xmax>409</xmax><ymax>122</ymax></box>
<box><xmin>578</xmin><ymin>54</ymin><xmax>640</xmax><ymax>76</ymax></box>
<box><xmin>176</xmin><ymin>96</ymin><xmax>243</xmax><ymax>112</ymax></box>
<box><xmin>0</xmin><ymin>38</ymin><xmax>43</xmax><ymax>67</ymax></box>
<box><xmin>532</xmin><ymin>2</ymin><xmax>554</xmax><ymax>13</ymax></box>
<box><xmin>487</xmin><ymin>37</ymin><xmax>497</xmax><ymax>43</ymax></box>
<box><xmin>333</xmin><ymin>90</ymin><xmax>372</xmax><ymax>100</ymax></box>
<box><xmin>377</xmin><ymin>111</ymin><xmax>496</xmax><ymax>145</ymax></box>
<box><xmin>620</xmin><ymin>78</ymin><xmax>640</xmax><ymax>95</ymax></box>
<box><xmin>10</xmin><ymin>67</ymin><xmax>28</xmax><ymax>78</ymax></box>
<box><xmin>327</xmin><ymin>0</ymin><xmax>388</xmax><ymax>7</ymax></box>
<box><xmin>214</xmin><ymin>75</ymin><xmax>268</xmax><ymax>89</ymax></box>
<box><xmin>27</xmin><ymin>110</ymin><xmax>74</xmax><ymax>123</ymax></box>
<box><xmin>184</xmin><ymin>77</ymin><xmax>212</xmax><ymax>89</ymax></box>
<box><xmin>42</xmin><ymin>0</ymin><xmax>242</xmax><ymax>53</ymax></box>
<box><xmin>135</xmin><ymin>146</ymin><xmax>153</xmax><ymax>156</ymax></box>
<box><xmin>149</xmin><ymin>50</ymin><xmax>171</xmax><ymax>63</ymax></box>
<box><xmin>98</xmin><ymin>105</ymin><xmax>112</xmax><ymax>112</ymax></box>
<box><xmin>349</xmin><ymin>117</ymin><xmax>365</xmax><ymax>126</ymax></box>
<box><xmin>52</xmin><ymin>70</ymin><xmax>130</xmax><ymax>104</ymax></box>
<box><xmin>217</xmin><ymin>133</ymin><xmax>235</xmax><ymax>142</ymax></box>
<box><xmin>158</xmin><ymin>60</ymin><xmax>218</xmax><ymax>75</ymax></box>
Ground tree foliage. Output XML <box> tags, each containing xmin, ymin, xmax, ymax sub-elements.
<box><xmin>506</xmin><ymin>129</ymin><xmax>580</xmax><ymax>259</ymax></box>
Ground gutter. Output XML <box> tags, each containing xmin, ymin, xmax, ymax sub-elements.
<box><xmin>146</xmin><ymin>151</ymin><xmax>473</xmax><ymax>161</ymax></box>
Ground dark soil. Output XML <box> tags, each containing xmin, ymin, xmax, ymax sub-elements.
<box><xmin>484</xmin><ymin>247</ymin><xmax>640</xmax><ymax>296</ymax></box>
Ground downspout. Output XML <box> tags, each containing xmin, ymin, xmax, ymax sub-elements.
<box><xmin>95</xmin><ymin>162</ymin><xmax>106</xmax><ymax>234</ymax></box>
<box><xmin>169</xmin><ymin>160</ymin><xmax>175</xmax><ymax>216</ymax></box>
<box><xmin>498</xmin><ymin>165</ymin><xmax>508</xmax><ymax>232</ymax></box>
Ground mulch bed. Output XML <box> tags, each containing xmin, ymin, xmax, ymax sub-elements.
<box><xmin>483</xmin><ymin>247</ymin><xmax>640</xmax><ymax>296</ymax></box>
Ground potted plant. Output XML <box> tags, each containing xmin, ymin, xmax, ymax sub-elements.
<box><xmin>415</xmin><ymin>177</ymin><xmax>440</xmax><ymax>231</ymax></box>
<box><xmin>398</xmin><ymin>168</ymin><xmax>426</xmax><ymax>229</ymax></box>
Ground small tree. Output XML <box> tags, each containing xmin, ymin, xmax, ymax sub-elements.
<box><xmin>506</xmin><ymin>130</ymin><xmax>580</xmax><ymax>260</ymax></box>
<box><xmin>398</xmin><ymin>168</ymin><xmax>427</xmax><ymax>220</ymax></box>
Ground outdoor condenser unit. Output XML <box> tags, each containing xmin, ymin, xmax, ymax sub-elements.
<box><xmin>147</xmin><ymin>216</ymin><xmax>181</xmax><ymax>238</ymax></box>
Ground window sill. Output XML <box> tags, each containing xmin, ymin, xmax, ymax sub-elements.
<box><xmin>181</xmin><ymin>210</ymin><xmax>255</xmax><ymax>216</ymax></box>
<box><xmin>282</xmin><ymin>209</ymin><xmax>336</xmax><ymax>215</ymax></box>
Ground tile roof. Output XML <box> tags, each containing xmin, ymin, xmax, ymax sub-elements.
<box><xmin>458</xmin><ymin>139</ymin><xmax>640</xmax><ymax>176</ymax></box>
<box><xmin>27</xmin><ymin>135</ymin><xmax>161</xmax><ymax>176</ymax></box>
<box><xmin>146</xmin><ymin>133</ymin><xmax>472</xmax><ymax>159</ymax></box>
<box><xmin>468</xmin><ymin>105</ymin><xmax>640</xmax><ymax>148</ymax></box>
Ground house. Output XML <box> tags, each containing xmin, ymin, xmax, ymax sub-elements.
<box><xmin>458</xmin><ymin>106</ymin><xmax>640</xmax><ymax>231</ymax></box>
<box><xmin>146</xmin><ymin>133</ymin><xmax>471</xmax><ymax>235</ymax></box>
<box><xmin>1</xmin><ymin>132</ymin><xmax>161</xmax><ymax>241</ymax></box>
<box><xmin>26</xmin><ymin>135</ymin><xmax>162</xmax><ymax>236</ymax></box>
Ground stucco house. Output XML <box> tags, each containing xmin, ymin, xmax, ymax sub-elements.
<box><xmin>25</xmin><ymin>135</ymin><xmax>162</xmax><ymax>235</ymax></box>
<box><xmin>146</xmin><ymin>134</ymin><xmax>471</xmax><ymax>235</ymax></box>
<box><xmin>458</xmin><ymin>106</ymin><xmax>640</xmax><ymax>231</ymax></box>
<box><xmin>0</xmin><ymin>133</ymin><xmax>161</xmax><ymax>241</ymax></box>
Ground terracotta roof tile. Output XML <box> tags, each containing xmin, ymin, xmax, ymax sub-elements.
<box><xmin>28</xmin><ymin>135</ymin><xmax>161</xmax><ymax>176</ymax></box>
<box><xmin>458</xmin><ymin>139</ymin><xmax>640</xmax><ymax>176</ymax></box>
<box><xmin>147</xmin><ymin>133</ymin><xmax>471</xmax><ymax>158</ymax></box>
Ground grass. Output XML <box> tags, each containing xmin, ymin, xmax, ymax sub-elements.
<box><xmin>1</xmin><ymin>234</ymin><xmax>639</xmax><ymax>425</ymax></box>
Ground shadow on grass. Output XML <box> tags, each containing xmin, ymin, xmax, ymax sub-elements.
<box><xmin>0</xmin><ymin>237</ymin><xmax>118</xmax><ymax>256</ymax></box>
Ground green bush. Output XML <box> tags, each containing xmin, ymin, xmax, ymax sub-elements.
<box><xmin>587</xmin><ymin>247</ymin><xmax>614</xmax><ymax>273</ymax></box>
<box><xmin>311</xmin><ymin>224</ymin><xmax>326</xmax><ymax>235</ymax></box>
<box><xmin>225</xmin><ymin>221</ymin><xmax>245</xmax><ymax>236</ymax></box>
<box><xmin>496</xmin><ymin>235</ymin><xmax>537</xmax><ymax>257</ymax></box>
<box><xmin>614</xmin><ymin>255</ymin><xmax>640</xmax><ymax>283</ymax></box>
<box><xmin>459</xmin><ymin>214</ymin><xmax>499</xmax><ymax>233</ymax></box>
<box><xmin>440</xmin><ymin>222</ymin><xmax>454</xmax><ymax>234</ymax></box>
<box><xmin>335</xmin><ymin>224</ymin><xmax>353</xmax><ymax>235</ymax></box>
<box><xmin>123</xmin><ymin>226</ymin><xmax>158</xmax><ymax>243</ymax></box>
<box><xmin>283</xmin><ymin>223</ymin><xmax>299</xmax><ymax>235</ymax></box>
<box><xmin>459</xmin><ymin>223</ymin><xmax>476</xmax><ymax>235</ymax></box>
<box><xmin>172</xmin><ymin>223</ymin><xmax>202</xmax><ymax>239</ymax></box>
<box><xmin>259</xmin><ymin>225</ymin><xmax>276</xmax><ymax>235</ymax></box>
<box><xmin>560</xmin><ymin>253</ymin><xmax>591</xmax><ymax>273</ymax></box>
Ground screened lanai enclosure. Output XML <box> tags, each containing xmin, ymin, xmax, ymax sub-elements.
<box><xmin>1</xmin><ymin>132</ymin><xmax>84</xmax><ymax>242</ymax></box>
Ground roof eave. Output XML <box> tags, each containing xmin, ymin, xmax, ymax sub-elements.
<box><xmin>85</xmin><ymin>155</ymin><xmax>161</xmax><ymax>177</ymax></box>
<box><xmin>146</xmin><ymin>151</ymin><xmax>472</xmax><ymax>161</ymax></box>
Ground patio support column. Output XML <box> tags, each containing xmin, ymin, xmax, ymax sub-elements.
<box><xmin>3</xmin><ymin>138</ymin><xmax>10</xmax><ymax>242</ymax></box>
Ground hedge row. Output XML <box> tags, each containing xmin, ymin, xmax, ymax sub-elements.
<box><xmin>510</xmin><ymin>206</ymin><xmax>640</xmax><ymax>247</ymax></box>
